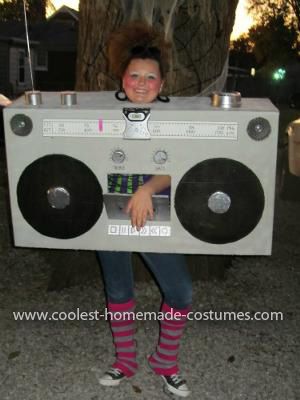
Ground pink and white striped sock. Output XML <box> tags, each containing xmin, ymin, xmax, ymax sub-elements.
<box><xmin>148</xmin><ymin>302</ymin><xmax>190</xmax><ymax>376</ymax></box>
<box><xmin>108</xmin><ymin>299</ymin><xmax>138</xmax><ymax>377</ymax></box>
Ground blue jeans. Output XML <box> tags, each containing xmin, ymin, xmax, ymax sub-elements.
<box><xmin>97</xmin><ymin>251</ymin><xmax>192</xmax><ymax>309</ymax></box>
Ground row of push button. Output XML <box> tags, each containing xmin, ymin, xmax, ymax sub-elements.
<box><xmin>108</xmin><ymin>225</ymin><xmax>171</xmax><ymax>237</ymax></box>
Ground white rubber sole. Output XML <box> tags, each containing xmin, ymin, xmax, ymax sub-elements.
<box><xmin>161</xmin><ymin>376</ymin><xmax>191</xmax><ymax>398</ymax></box>
<box><xmin>98</xmin><ymin>375</ymin><xmax>125</xmax><ymax>387</ymax></box>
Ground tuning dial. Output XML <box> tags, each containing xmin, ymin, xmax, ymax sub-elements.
<box><xmin>153</xmin><ymin>150</ymin><xmax>168</xmax><ymax>164</ymax></box>
<box><xmin>112</xmin><ymin>149</ymin><xmax>126</xmax><ymax>164</ymax></box>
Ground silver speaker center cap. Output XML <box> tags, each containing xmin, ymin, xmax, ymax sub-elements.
<box><xmin>47</xmin><ymin>187</ymin><xmax>71</xmax><ymax>209</ymax></box>
<box><xmin>208</xmin><ymin>191</ymin><xmax>231</xmax><ymax>214</ymax></box>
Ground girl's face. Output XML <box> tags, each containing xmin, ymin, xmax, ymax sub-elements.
<box><xmin>122</xmin><ymin>58</ymin><xmax>163</xmax><ymax>103</ymax></box>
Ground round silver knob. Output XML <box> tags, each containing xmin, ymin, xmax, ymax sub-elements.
<box><xmin>208</xmin><ymin>191</ymin><xmax>231</xmax><ymax>214</ymax></box>
<box><xmin>112</xmin><ymin>149</ymin><xmax>126</xmax><ymax>164</ymax></box>
<box><xmin>153</xmin><ymin>150</ymin><xmax>168</xmax><ymax>164</ymax></box>
<box><xmin>61</xmin><ymin>91</ymin><xmax>77</xmax><ymax>106</ymax></box>
<box><xmin>25</xmin><ymin>91</ymin><xmax>42</xmax><ymax>106</ymax></box>
<box><xmin>211</xmin><ymin>91</ymin><xmax>241</xmax><ymax>108</ymax></box>
<box><xmin>47</xmin><ymin>187</ymin><xmax>70</xmax><ymax>209</ymax></box>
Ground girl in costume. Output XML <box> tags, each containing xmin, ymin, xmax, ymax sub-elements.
<box><xmin>98</xmin><ymin>21</ymin><xmax>192</xmax><ymax>398</ymax></box>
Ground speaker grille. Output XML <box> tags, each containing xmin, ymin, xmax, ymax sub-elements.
<box><xmin>17</xmin><ymin>154</ymin><xmax>103</xmax><ymax>239</ymax></box>
<box><xmin>247</xmin><ymin>117</ymin><xmax>271</xmax><ymax>141</ymax></box>
<box><xmin>175</xmin><ymin>158</ymin><xmax>265</xmax><ymax>244</ymax></box>
<box><xmin>10</xmin><ymin>114</ymin><xmax>33</xmax><ymax>136</ymax></box>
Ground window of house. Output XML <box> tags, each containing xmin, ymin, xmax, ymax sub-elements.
<box><xmin>35</xmin><ymin>48</ymin><xmax>48</xmax><ymax>70</ymax></box>
<box><xmin>18</xmin><ymin>50</ymin><xmax>25</xmax><ymax>83</ymax></box>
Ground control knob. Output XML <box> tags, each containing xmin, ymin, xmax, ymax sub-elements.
<box><xmin>153</xmin><ymin>150</ymin><xmax>168</xmax><ymax>164</ymax></box>
<box><xmin>112</xmin><ymin>149</ymin><xmax>126</xmax><ymax>164</ymax></box>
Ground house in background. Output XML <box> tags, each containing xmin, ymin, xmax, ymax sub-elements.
<box><xmin>32</xmin><ymin>5</ymin><xmax>78</xmax><ymax>91</ymax></box>
<box><xmin>0</xmin><ymin>5</ymin><xmax>78</xmax><ymax>98</ymax></box>
<box><xmin>0</xmin><ymin>22</ymin><xmax>37</xmax><ymax>97</ymax></box>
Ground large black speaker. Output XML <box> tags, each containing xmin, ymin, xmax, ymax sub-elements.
<box><xmin>17</xmin><ymin>154</ymin><xmax>103</xmax><ymax>239</ymax></box>
<box><xmin>175</xmin><ymin>158</ymin><xmax>265</xmax><ymax>244</ymax></box>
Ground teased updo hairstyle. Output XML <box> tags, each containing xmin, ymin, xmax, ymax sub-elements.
<box><xmin>107</xmin><ymin>21</ymin><xmax>171</xmax><ymax>80</ymax></box>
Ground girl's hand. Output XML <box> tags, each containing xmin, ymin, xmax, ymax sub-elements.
<box><xmin>125</xmin><ymin>186</ymin><xmax>154</xmax><ymax>230</ymax></box>
<box><xmin>0</xmin><ymin>94</ymin><xmax>11</xmax><ymax>107</ymax></box>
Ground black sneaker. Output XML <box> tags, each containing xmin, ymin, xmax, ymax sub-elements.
<box><xmin>161</xmin><ymin>374</ymin><xmax>191</xmax><ymax>397</ymax></box>
<box><xmin>99</xmin><ymin>367</ymin><xmax>126</xmax><ymax>386</ymax></box>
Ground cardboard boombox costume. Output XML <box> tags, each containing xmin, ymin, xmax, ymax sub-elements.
<box><xmin>3</xmin><ymin>90</ymin><xmax>278</xmax><ymax>254</ymax></box>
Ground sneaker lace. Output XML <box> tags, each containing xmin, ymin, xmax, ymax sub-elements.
<box><xmin>107</xmin><ymin>367</ymin><xmax>123</xmax><ymax>377</ymax></box>
<box><xmin>170</xmin><ymin>374</ymin><xmax>185</xmax><ymax>385</ymax></box>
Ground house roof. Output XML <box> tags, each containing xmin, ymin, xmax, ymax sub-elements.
<box><xmin>0</xmin><ymin>22</ymin><xmax>39</xmax><ymax>45</ymax></box>
<box><xmin>0</xmin><ymin>6</ymin><xmax>78</xmax><ymax>51</ymax></box>
<box><xmin>29</xmin><ymin>19</ymin><xmax>78</xmax><ymax>51</ymax></box>
<box><xmin>0</xmin><ymin>22</ymin><xmax>26</xmax><ymax>39</ymax></box>
<box><xmin>48</xmin><ymin>5</ymin><xmax>79</xmax><ymax>21</ymax></box>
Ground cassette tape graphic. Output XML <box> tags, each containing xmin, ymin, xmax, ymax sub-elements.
<box><xmin>3</xmin><ymin>91</ymin><xmax>279</xmax><ymax>254</ymax></box>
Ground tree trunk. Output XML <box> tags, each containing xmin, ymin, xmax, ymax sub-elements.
<box><xmin>169</xmin><ymin>1</ymin><xmax>238</xmax><ymax>95</ymax></box>
<box><xmin>76</xmin><ymin>0</ymin><xmax>238</xmax><ymax>95</ymax></box>
<box><xmin>76</xmin><ymin>0</ymin><xmax>123</xmax><ymax>91</ymax></box>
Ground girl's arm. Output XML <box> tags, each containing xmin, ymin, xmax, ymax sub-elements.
<box><xmin>125</xmin><ymin>175</ymin><xmax>170</xmax><ymax>230</ymax></box>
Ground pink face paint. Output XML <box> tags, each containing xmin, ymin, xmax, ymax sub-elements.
<box><xmin>98</xmin><ymin>118</ymin><xmax>103</xmax><ymax>132</ymax></box>
<box><xmin>123</xmin><ymin>73</ymin><xmax>161</xmax><ymax>92</ymax></box>
<box><xmin>123</xmin><ymin>74</ymin><xmax>138</xmax><ymax>89</ymax></box>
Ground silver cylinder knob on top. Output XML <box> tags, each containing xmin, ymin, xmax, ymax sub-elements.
<box><xmin>25</xmin><ymin>91</ymin><xmax>42</xmax><ymax>106</ymax></box>
<box><xmin>211</xmin><ymin>91</ymin><xmax>241</xmax><ymax>108</ymax></box>
<box><xmin>61</xmin><ymin>91</ymin><xmax>77</xmax><ymax>106</ymax></box>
